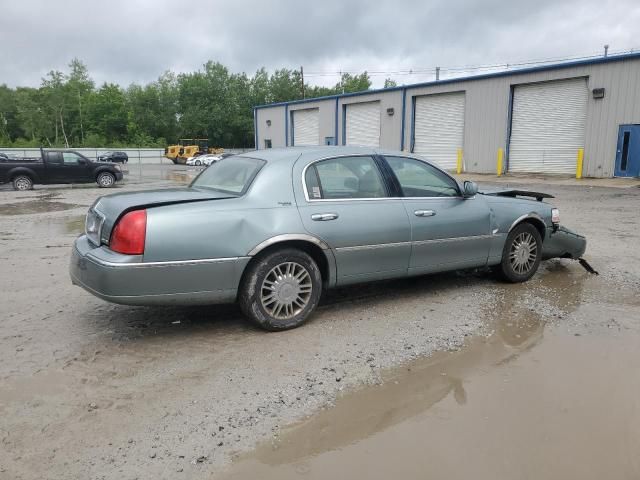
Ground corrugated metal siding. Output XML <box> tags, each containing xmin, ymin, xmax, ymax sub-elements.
<box><xmin>509</xmin><ymin>78</ymin><xmax>588</xmax><ymax>174</ymax></box>
<box><xmin>292</xmin><ymin>108</ymin><xmax>319</xmax><ymax>146</ymax></box>
<box><xmin>413</xmin><ymin>92</ymin><xmax>465</xmax><ymax>170</ymax></box>
<box><xmin>345</xmin><ymin>101</ymin><xmax>380</xmax><ymax>146</ymax></box>
<box><xmin>257</xmin><ymin>57</ymin><xmax>640</xmax><ymax>177</ymax></box>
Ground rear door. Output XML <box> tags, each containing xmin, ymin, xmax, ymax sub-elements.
<box><xmin>383</xmin><ymin>155</ymin><xmax>492</xmax><ymax>274</ymax></box>
<box><xmin>297</xmin><ymin>155</ymin><xmax>411</xmax><ymax>285</ymax></box>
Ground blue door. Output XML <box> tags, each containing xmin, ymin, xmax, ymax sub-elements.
<box><xmin>614</xmin><ymin>125</ymin><xmax>640</xmax><ymax>177</ymax></box>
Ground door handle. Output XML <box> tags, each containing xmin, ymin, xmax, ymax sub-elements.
<box><xmin>414</xmin><ymin>210</ymin><xmax>436</xmax><ymax>217</ymax></box>
<box><xmin>311</xmin><ymin>213</ymin><xmax>339</xmax><ymax>221</ymax></box>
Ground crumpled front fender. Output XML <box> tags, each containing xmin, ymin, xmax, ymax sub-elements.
<box><xmin>542</xmin><ymin>226</ymin><xmax>587</xmax><ymax>260</ymax></box>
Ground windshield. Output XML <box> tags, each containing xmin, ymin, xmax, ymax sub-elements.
<box><xmin>190</xmin><ymin>156</ymin><xmax>265</xmax><ymax>195</ymax></box>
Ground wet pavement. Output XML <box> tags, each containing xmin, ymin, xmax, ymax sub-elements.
<box><xmin>0</xmin><ymin>176</ymin><xmax>638</xmax><ymax>479</ymax></box>
<box><xmin>221</xmin><ymin>267</ymin><xmax>640</xmax><ymax>480</ymax></box>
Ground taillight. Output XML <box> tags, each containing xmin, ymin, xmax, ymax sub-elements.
<box><xmin>110</xmin><ymin>209</ymin><xmax>147</xmax><ymax>255</ymax></box>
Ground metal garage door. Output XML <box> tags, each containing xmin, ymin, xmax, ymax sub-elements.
<box><xmin>345</xmin><ymin>101</ymin><xmax>380</xmax><ymax>146</ymax></box>
<box><xmin>413</xmin><ymin>92</ymin><xmax>465</xmax><ymax>170</ymax></box>
<box><xmin>509</xmin><ymin>78</ymin><xmax>588</xmax><ymax>174</ymax></box>
<box><xmin>292</xmin><ymin>108</ymin><xmax>319</xmax><ymax>146</ymax></box>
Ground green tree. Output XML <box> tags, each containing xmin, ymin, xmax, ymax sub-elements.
<box><xmin>87</xmin><ymin>83</ymin><xmax>128</xmax><ymax>143</ymax></box>
<box><xmin>384</xmin><ymin>78</ymin><xmax>398</xmax><ymax>88</ymax></box>
<box><xmin>336</xmin><ymin>72</ymin><xmax>371</xmax><ymax>94</ymax></box>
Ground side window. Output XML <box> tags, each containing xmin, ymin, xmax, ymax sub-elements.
<box><xmin>305</xmin><ymin>156</ymin><xmax>387</xmax><ymax>200</ymax></box>
<box><xmin>62</xmin><ymin>152</ymin><xmax>82</xmax><ymax>165</ymax></box>
<box><xmin>46</xmin><ymin>152</ymin><xmax>63</xmax><ymax>164</ymax></box>
<box><xmin>385</xmin><ymin>156</ymin><xmax>460</xmax><ymax>197</ymax></box>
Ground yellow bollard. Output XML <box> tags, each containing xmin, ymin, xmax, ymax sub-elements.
<box><xmin>576</xmin><ymin>148</ymin><xmax>584</xmax><ymax>179</ymax></box>
<box><xmin>497</xmin><ymin>148</ymin><xmax>504</xmax><ymax>176</ymax></box>
<box><xmin>456</xmin><ymin>148</ymin><xmax>463</xmax><ymax>174</ymax></box>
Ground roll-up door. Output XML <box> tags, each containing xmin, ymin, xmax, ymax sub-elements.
<box><xmin>508</xmin><ymin>78</ymin><xmax>588</xmax><ymax>174</ymax></box>
<box><xmin>345</xmin><ymin>101</ymin><xmax>380</xmax><ymax>147</ymax></box>
<box><xmin>292</xmin><ymin>108</ymin><xmax>319</xmax><ymax>146</ymax></box>
<box><xmin>413</xmin><ymin>92</ymin><xmax>465</xmax><ymax>170</ymax></box>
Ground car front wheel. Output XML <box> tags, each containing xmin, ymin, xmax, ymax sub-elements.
<box><xmin>497</xmin><ymin>222</ymin><xmax>542</xmax><ymax>282</ymax></box>
<box><xmin>97</xmin><ymin>172</ymin><xmax>116</xmax><ymax>188</ymax></box>
<box><xmin>239</xmin><ymin>248</ymin><xmax>322</xmax><ymax>331</ymax></box>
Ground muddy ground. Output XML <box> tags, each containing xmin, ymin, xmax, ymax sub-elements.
<box><xmin>0</xmin><ymin>169</ymin><xmax>638</xmax><ymax>479</ymax></box>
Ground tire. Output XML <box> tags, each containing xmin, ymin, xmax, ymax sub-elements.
<box><xmin>97</xmin><ymin>172</ymin><xmax>116</xmax><ymax>188</ymax></box>
<box><xmin>195</xmin><ymin>160</ymin><xmax>201</xmax><ymax>166</ymax></box>
<box><xmin>497</xmin><ymin>222</ymin><xmax>542</xmax><ymax>283</ymax></box>
<box><xmin>239</xmin><ymin>248</ymin><xmax>322</xmax><ymax>331</ymax></box>
<box><xmin>12</xmin><ymin>174</ymin><xmax>33</xmax><ymax>191</ymax></box>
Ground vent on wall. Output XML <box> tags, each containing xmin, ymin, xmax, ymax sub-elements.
<box><xmin>592</xmin><ymin>88</ymin><xmax>605</xmax><ymax>99</ymax></box>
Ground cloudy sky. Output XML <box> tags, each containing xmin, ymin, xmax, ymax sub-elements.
<box><xmin>1</xmin><ymin>0</ymin><xmax>639</xmax><ymax>89</ymax></box>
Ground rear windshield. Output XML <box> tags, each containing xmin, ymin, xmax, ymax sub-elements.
<box><xmin>190</xmin><ymin>157</ymin><xmax>265</xmax><ymax>195</ymax></box>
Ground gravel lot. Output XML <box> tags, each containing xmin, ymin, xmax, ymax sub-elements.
<box><xmin>0</xmin><ymin>170</ymin><xmax>638</xmax><ymax>479</ymax></box>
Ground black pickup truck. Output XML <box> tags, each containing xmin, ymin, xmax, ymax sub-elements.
<box><xmin>0</xmin><ymin>148</ymin><xmax>123</xmax><ymax>191</ymax></box>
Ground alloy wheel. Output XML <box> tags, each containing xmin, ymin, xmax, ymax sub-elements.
<box><xmin>99</xmin><ymin>174</ymin><xmax>114</xmax><ymax>187</ymax></box>
<box><xmin>260</xmin><ymin>262</ymin><xmax>313</xmax><ymax>320</ymax></box>
<box><xmin>509</xmin><ymin>232</ymin><xmax>538</xmax><ymax>274</ymax></box>
<box><xmin>15</xmin><ymin>177</ymin><xmax>31</xmax><ymax>190</ymax></box>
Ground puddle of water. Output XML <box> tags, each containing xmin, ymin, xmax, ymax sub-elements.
<box><xmin>220</xmin><ymin>268</ymin><xmax>640</xmax><ymax>480</ymax></box>
<box><xmin>65</xmin><ymin>215</ymin><xmax>86</xmax><ymax>234</ymax></box>
<box><xmin>0</xmin><ymin>200</ymin><xmax>81</xmax><ymax>215</ymax></box>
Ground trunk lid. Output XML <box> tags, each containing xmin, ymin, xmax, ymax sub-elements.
<box><xmin>91</xmin><ymin>187</ymin><xmax>234</xmax><ymax>244</ymax></box>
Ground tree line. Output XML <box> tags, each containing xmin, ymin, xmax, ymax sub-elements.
<box><xmin>0</xmin><ymin>59</ymin><xmax>392</xmax><ymax>149</ymax></box>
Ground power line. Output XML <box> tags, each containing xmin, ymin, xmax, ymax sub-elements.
<box><xmin>301</xmin><ymin>46</ymin><xmax>640</xmax><ymax>79</ymax></box>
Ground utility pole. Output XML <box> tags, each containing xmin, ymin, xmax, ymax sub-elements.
<box><xmin>301</xmin><ymin>66</ymin><xmax>305</xmax><ymax>99</ymax></box>
<box><xmin>436</xmin><ymin>66</ymin><xmax>440</xmax><ymax>81</ymax></box>
<box><xmin>604</xmin><ymin>44</ymin><xmax>609</xmax><ymax>57</ymax></box>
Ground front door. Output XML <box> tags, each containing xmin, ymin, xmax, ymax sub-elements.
<box><xmin>297</xmin><ymin>155</ymin><xmax>411</xmax><ymax>285</ymax></box>
<box><xmin>47</xmin><ymin>151</ymin><xmax>93</xmax><ymax>183</ymax></box>
<box><xmin>615</xmin><ymin>125</ymin><xmax>640</xmax><ymax>177</ymax></box>
<box><xmin>383</xmin><ymin>155</ymin><xmax>492</xmax><ymax>274</ymax></box>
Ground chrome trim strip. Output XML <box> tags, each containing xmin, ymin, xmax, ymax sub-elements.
<box><xmin>247</xmin><ymin>233</ymin><xmax>330</xmax><ymax>256</ymax></box>
<box><xmin>334</xmin><ymin>234</ymin><xmax>496</xmax><ymax>252</ymax></box>
<box><xmin>508</xmin><ymin>212</ymin><xmax>546</xmax><ymax>232</ymax></box>
<box><xmin>85</xmin><ymin>254</ymin><xmax>243</xmax><ymax>268</ymax></box>
<box><xmin>301</xmin><ymin>153</ymin><xmax>464</xmax><ymax>203</ymax></box>
<box><xmin>335</xmin><ymin>241</ymin><xmax>410</xmax><ymax>252</ymax></box>
<box><xmin>412</xmin><ymin>234</ymin><xmax>495</xmax><ymax>247</ymax></box>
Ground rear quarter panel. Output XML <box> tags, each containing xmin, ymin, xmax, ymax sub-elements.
<box><xmin>143</xmin><ymin>159</ymin><xmax>306</xmax><ymax>262</ymax></box>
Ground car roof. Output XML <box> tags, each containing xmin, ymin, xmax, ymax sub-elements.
<box><xmin>239</xmin><ymin>146</ymin><xmax>381</xmax><ymax>163</ymax></box>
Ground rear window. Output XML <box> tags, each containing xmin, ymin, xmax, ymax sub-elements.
<box><xmin>190</xmin><ymin>157</ymin><xmax>265</xmax><ymax>195</ymax></box>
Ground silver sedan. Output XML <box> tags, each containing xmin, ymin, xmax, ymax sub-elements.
<box><xmin>70</xmin><ymin>146</ymin><xmax>587</xmax><ymax>330</ymax></box>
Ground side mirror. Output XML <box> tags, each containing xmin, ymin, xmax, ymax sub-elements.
<box><xmin>463</xmin><ymin>180</ymin><xmax>478</xmax><ymax>198</ymax></box>
<box><xmin>77</xmin><ymin>157</ymin><xmax>87</xmax><ymax>165</ymax></box>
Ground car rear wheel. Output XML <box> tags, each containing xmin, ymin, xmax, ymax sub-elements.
<box><xmin>195</xmin><ymin>160</ymin><xmax>201</xmax><ymax>166</ymax></box>
<box><xmin>497</xmin><ymin>223</ymin><xmax>542</xmax><ymax>282</ymax></box>
<box><xmin>12</xmin><ymin>174</ymin><xmax>33</xmax><ymax>191</ymax></box>
<box><xmin>239</xmin><ymin>248</ymin><xmax>322</xmax><ymax>331</ymax></box>
<box><xmin>97</xmin><ymin>172</ymin><xmax>116</xmax><ymax>188</ymax></box>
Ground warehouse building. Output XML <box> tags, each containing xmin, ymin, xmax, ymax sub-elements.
<box><xmin>254</xmin><ymin>53</ymin><xmax>640</xmax><ymax>178</ymax></box>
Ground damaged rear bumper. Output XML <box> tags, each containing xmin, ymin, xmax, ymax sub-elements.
<box><xmin>542</xmin><ymin>226</ymin><xmax>587</xmax><ymax>260</ymax></box>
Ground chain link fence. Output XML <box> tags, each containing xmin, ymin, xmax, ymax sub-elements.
<box><xmin>0</xmin><ymin>147</ymin><xmax>251</xmax><ymax>184</ymax></box>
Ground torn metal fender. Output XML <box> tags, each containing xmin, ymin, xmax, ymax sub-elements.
<box><xmin>541</xmin><ymin>225</ymin><xmax>587</xmax><ymax>260</ymax></box>
<box><xmin>483</xmin><ymin>189</ymin><xmax>555</xmax><ymax>202</ymax></box>
<box><xmin>578</xmin><ymin>258</ymin><xmax>599</xmax><ymax>275</ymax></box>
